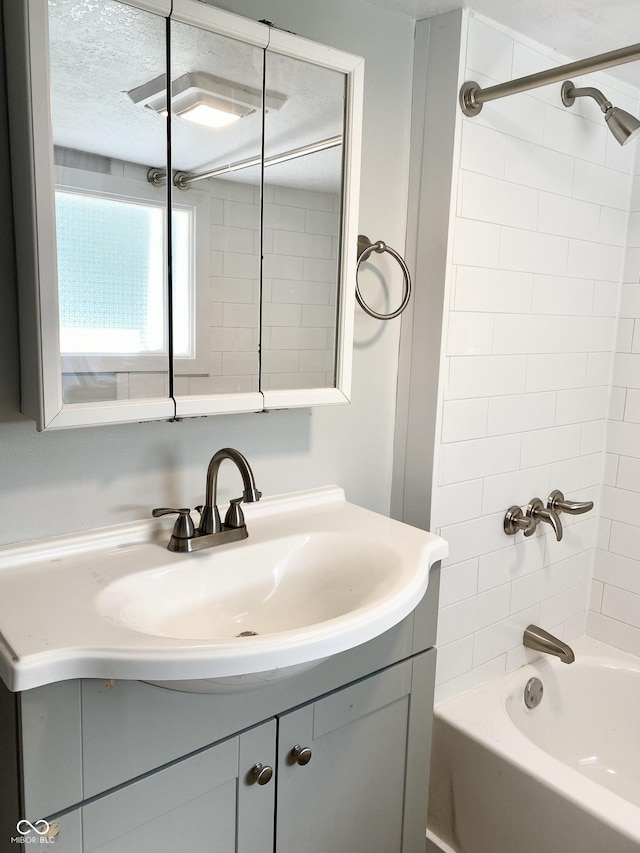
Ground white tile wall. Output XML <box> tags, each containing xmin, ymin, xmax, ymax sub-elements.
<box><xmin>430</xmin><ymin>11</ymin><xmax>639</xmax><ymax>702</ymax></box>
<box><xmin>588</xmin><ymin>152</ymin><xmax>640</xmax><ymax>654</ymax></box>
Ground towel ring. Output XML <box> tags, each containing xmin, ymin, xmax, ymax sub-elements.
<box><xmin>355</xmin><ymin>234</ymin><xmax>412</xmax><ymax>320</ymax></box>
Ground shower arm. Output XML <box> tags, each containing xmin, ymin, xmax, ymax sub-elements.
<box><xmin>460</xmin><ymin>41</ymin><xmax>640</xmax><ymax>116</ymax></box>
<box><xmin>563</xmin><ymin>85</ymin><xmax>612</xmax><ymax>112</ymax></box>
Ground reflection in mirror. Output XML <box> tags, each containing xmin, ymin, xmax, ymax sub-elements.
<box><xmin>261</xmin><ymin>51</ymin><xmax>346</xmax><ymax>392</ymax></box>
<box><xmin>169</xmin><ymin>20</ymin><xmax>264</xmax><ymax>399</ymax></box>
<box><xmin>48</xmin><ymin>0</ymin><xmax>169</xmax><ymax>404</ymax></box>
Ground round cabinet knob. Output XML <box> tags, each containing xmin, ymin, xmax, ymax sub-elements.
<box><xmin>249</xmin><ymin>762</ymin><xmax>273</xmax><ymax>785</ymax></box>
<box><xmin>290</xmin><ymin>744</ymin><xmax>313</xmax><ymax>766</ymax></box>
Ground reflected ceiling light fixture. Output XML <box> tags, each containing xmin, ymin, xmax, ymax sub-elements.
<box><xmin>561</xmin><ymin>80</ymin><xmax>640</xmax><ymax>145</ymax></box>
<box><xmin>459</xmin><ymin>39</ymin><xmax>640</xmax><ymax>147</ymax></box>
<box><xmin>127</xmin><ymin>71</ymin><xmax>286</xmax><ymax>129</ymax></box>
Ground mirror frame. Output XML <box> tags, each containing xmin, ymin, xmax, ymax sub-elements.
<box><xmin>4</xmin><ymin>0</ymin><xmax>363</xmax><ymax>430</ymax></box>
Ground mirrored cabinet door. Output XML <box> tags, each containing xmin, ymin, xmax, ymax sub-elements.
<box><xmin>52</xmin><ymin>0</ymin><xmax>172</xmax><ymax>408</ymax></box>
<box><xmin>6</xmin><ymin>0</ymin><xmax>176</xmax><ymax>429</ymax></box>
<box><xmin>260</xmin><ymin>52</ymin><xmax>344</xmax><ymax>397</ymax></box>
<box><xmin>169</xmin><ymin>3</ymin><xmax>266</xmax><ymax>417</ymax></box>
<box><xmin>261</xmin><ymin>32</ymin><xmax>363</xmax><ymax>410</ymax></box>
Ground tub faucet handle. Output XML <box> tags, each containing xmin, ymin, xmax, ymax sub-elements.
<box><xmin>504</xmin><ymin>506</ymin><xmax>537</xmax><ymax>537</ymax></box>
<box><xmin>526</xmin><ymin>498</ymin><xmax>563</xmax><ymax>541</ymax></box>
<box><xmin>547</xmin><ymin>490</ymin><xmax>594</xmax><ymax>516</ymax></box>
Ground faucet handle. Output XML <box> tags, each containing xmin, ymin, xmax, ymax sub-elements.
<box><xmin>504</xmin><ymin>506</ymin><xmax>537</xmax><ymax>537</ymax></box>
<box><xmin>526</xmin><ymin>498</ymin><xmax>563</xmax><ymax>541</ymax></box>
<box><xmin>152</xmin><ymin>507</ymin><xmax>195</xmax><ymax>539</ymax></box>
<box><xmin>224</xmin><ymin>498</ymin><xmax>246</xmax><ymax>529</ymax></box>
<box><xmin>547</xmin><ymin>490</ymin><xmax>594</xmax><ymax>515</ymax></box>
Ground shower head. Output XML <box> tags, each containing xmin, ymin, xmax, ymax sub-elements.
<box><xmin>561</xmin><ymin>80</ymin><xmax>640</xmax><ymax>145</ymax></box>
<box><xmin>605</xmin><ymin>106</ymin><xmax>640</xmax><ymax>145</ymax></box>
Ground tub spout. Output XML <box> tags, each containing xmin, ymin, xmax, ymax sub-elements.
<box><xmin>523</xmin><ymin>624</ymin><xmax>575</xmax><ymax>664</ymax></box>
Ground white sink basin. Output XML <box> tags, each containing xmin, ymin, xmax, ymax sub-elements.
<box><xmin>0</xmin><ymin>487</ymin><xmax>447</xmax><ymax>693</ymax></box>
<box><xmin>98</xmin><ymin>533</ymin><xmax>400</xmax><ymax>640</ymax></box>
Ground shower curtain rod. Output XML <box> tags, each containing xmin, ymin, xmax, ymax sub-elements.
<box><xmin>460</xmin><ymin>40</ymin><xmax>640</xmax><ymax>116</ymax></box>
<box><xmin>148</xmin><ymin>135</ymin><xmax>342</xmax><ymax>189</ymax></box>
<box><xmin>173</xmin><ymin>135</ymin><xmax>342</xmax><ymax>189</ymax></box>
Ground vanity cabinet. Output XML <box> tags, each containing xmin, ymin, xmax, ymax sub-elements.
<box><xmin>4</xmin><ymin>0</ymin><xmax>363</xmax><ymax>430</ymax></box>
<box><xmin>2</xmin><ymin>571</ymin><xmax>440</xmax><ymax>853</ymax></box>
<box><xmin>44</xmin><ymin>656</ymin><xmax>432</xmax><ymax>853</ymax></box>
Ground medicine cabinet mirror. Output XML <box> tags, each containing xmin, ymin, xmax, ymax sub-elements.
<box><xmin>5</xmin><ymin>0</ymin><xmax>363</xmax><ymax>429</ymax></box>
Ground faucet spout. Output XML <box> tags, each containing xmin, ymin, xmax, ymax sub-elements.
<box><xmin>523</xmin><ymin>624</ymin><xmax>575</xmax><ymax>664</ymax></box>
<box><xmin>199</xmin><ymin>448</ymin><xmax>262</xmax><ymax>535</ymax></box>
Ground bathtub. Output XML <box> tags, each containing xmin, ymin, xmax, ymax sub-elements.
<box><xmin>427</xmin><ymin>637</ymin><xmax>640</xmax><ymax>853</ymax></box>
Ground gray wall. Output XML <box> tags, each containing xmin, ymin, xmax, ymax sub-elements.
<box><xmin>0</xmin><ymin>0</ymin><xmax>415</xmax><ymax>545</ymax></box>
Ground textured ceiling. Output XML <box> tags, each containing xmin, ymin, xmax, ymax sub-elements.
<box><xmin>366</xmin><ymin>0</ymin><xmax>640</xmax><ymax>88</ymax></box>
<box><xmin>49</xmin><ymin>0</ymin><xmax>346</xmax><ymax>191</ymax></box>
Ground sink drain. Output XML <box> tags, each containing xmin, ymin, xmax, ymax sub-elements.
<box><xmin>237</xmin><ymin>630</ymin><xmax>259</xmax><ymax>637</ymax></box>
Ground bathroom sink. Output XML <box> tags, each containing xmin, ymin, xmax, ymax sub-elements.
<box><xmin>97</xmin><ymin>533</ymin><xmax>400</xmax><ymax>641</ymax></box>
<box><xmin>0</xmin><ymin>487</ymin><xmax>447</xmax><ymax>693</ymax></box>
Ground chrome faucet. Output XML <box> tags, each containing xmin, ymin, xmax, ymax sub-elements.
<box><xmin>523</xmin><ymin>624</ymin><xmax>575</xmax><ymax>664</ymax></box>
<box><xmin>153</xmin><ymin>447</ymin><xmax>261</xmax><ymax>553</ymax></box>
<box><xmin>504</xmin><ymin>490</ymin><xmax>594</xmax><ymax>543</ymax></box>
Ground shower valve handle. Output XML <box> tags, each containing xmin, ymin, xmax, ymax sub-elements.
<box><xmin>526</xmin><ymin>498</ymin><xmax>563</xmax><ymax>542</ymax></box>
<box><xmin>503</xmin><ymin>506</ymin><xmax>537</xmax><ymax>537</ymax></box>
<box><xmin>547</xmin><ymin>490</ymin><xmax>594</xmax><ymax>515</ymax></box>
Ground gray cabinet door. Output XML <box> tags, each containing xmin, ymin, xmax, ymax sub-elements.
<box><xmin>81</xmin><ymin>719</ymin><xmax>275</xmax><ymax>853</ymax></box>
<box><xmin>276</xmin><ymin>655</ymin><xmax>432</xmax><ymax>853</ymax></box>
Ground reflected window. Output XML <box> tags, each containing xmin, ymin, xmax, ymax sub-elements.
<box><xmin>56</xmin><ymin>190</ymin><xmax>192</xmax><ymax>359</ymax></box>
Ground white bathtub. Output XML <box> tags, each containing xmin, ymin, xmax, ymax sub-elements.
<box><xmin>427</xmin><ymin>637</ymin><xmax>640</xmax><ymax>853</ymax></box>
